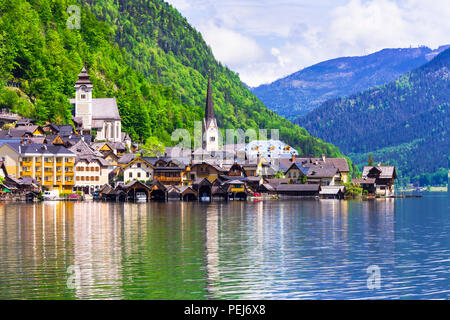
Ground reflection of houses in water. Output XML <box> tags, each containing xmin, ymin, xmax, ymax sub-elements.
<box><xmin>361</xmin><ymin>199</ymin><xmax>395</xmax><ymax>264</ymax></box>
<box><xmin>205</xmin><ymin>204</ymin><xmax>220</xmax><ymax>296</ymax></box>
<box><xmin>0</xmin><ymin>202</ymin><xmax>78</xmax><ymax>299</ymax></box>
<box><xmin>71</xmin><ymin>201</ymin><xmax>123</xmax><ymax>299</ymax></box>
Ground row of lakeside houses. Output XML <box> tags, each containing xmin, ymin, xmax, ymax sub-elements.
<box><xmin>0</xmin><ymin>67</ymin><xmax>397</xmax><ymax>200</ymax></box>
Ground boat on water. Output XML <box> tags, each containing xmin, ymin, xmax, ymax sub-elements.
<box><xmin>135</xmin><ymin>192</ymin><xmax>147</xmax><ymax>202</ymax></box>
<box><xmin>42</xmin><ymin>191</ymin><xmax>58</xmax><ymax>201</ymax></box>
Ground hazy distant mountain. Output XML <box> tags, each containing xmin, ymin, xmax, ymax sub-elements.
<box><xmin>297</xmin><ymin>48</ymin><xmax>450</xmax><ymax>184</ymax></box>
<box><xmin>252</xmin><ymin>45</ymin><xmax>450</xmax><ymax>119</ymax></box>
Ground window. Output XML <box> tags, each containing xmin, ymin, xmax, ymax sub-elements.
<box><xmin>137</xmin><ymin>163</ymin><xmax>141</xmax><ymax>168</ymax></box>
<box><xmin>210</xmin><ymin>136</ymin><xmax>215</xmax><ymax>142</ymax></box>
<box><xmin>81</xmin><ymin>94</ymin><xmax>86</xmax><ymax>99</ymax></box>
<box><xmin>146</xmin><ymin>172</ymin><xmax>150</xmax><ymax>178</ymax></box>
<box><xmin>137</xmin><ymin>173</ymin><xmax>141</xmax><ymax>178</ymax></box>
<box><xmin>129</xmin><ymin>172</ymin><xmax>132</xmax><ymax>178</ymax></box>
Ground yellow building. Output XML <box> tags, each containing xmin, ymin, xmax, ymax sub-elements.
<box><xmin>190</xmin><ymin>162</ymin><xmax>227</xmax><ymax>183</ymax></box>
<box><xmin>0</xmin><ymin>142</ymin><xmax>76</xmax><ymax>194</ymax></box>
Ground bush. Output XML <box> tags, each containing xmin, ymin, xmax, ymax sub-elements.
<box><xmin>344</xmin><ymin>183</ymin><xmax>362</xmax><ymax>197</ymax></box>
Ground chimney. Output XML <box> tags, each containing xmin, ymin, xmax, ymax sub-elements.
<box><xmin>322</xmin><ymin>154</ymin><xmax>326</xmax><ymax>162</ymax></box>
<box><xmin>291</xmin><ymin>153</ymin><xmax>296</xmax><ymax>162</ymax></box>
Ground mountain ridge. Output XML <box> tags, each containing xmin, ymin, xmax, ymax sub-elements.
<box><xmin>297</xmin><ymin>48</ymin><xmax>450</xmax><ymax>184</ymax></box>
<box><xmin>252</xmin><ymin>45</ymin><xmax>449</xmax><ymax>119</ymax></box>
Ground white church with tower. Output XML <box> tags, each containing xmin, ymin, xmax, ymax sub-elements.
<box><xmin>202</xmin><ymin>76</ymin><xmax>220</xmax><ymax>152</ymax></box>
<box><xmin>71</xmin><ymin>67</ymin><xmax>122</xmax><ymax>143</ymax></box>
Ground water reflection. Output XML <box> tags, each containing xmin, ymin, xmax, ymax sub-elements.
<box><xmin>0</xmin><ymin>195</ymin><xmax>448</xmax><ymax>299</ymax></box>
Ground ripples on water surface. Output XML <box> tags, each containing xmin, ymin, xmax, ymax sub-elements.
<box><xmin>0</xmin><ymin>194</ymin><xmax>448</xmax><ymax>299</ymax></box>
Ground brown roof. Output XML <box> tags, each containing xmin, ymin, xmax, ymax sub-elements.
<box><xmin>276</xmin><ymin>184</ymin><xmax>320</xmax><ymax>192</ymax></box>
<box><xmin>266</xmin><ymin>178</ymin><xmax>291</xmax><ymax>187</ymax></box>
<box><xmin>324</xmin><ymin>158</ymin><xmax>349</xmax><ymax>172</ymax></box>
<box><xmin>352</xmin><ymin>178</ymin><xmax>376</xmax><ymax>184</ymax></box>
<box><xmin>362</xmin><ymin>166</ymin><xmax>396</xmax><ymax>179</ymax></box>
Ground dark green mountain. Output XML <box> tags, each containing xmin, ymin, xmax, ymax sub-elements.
<box><xmin>297</xmin><ymin>48</ymin><xmax>450</xmax><ymax>185</ymax></box>
<box><xmin>0</xmin><ymin>0</ymin><xmax>357</xmax><ymax>173</ymax></box>
<box><xmin>252</xmin><ymin>46</ymin><xmax>449</xmax><ymax>119</ymax></box>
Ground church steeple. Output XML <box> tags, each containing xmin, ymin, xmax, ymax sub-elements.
<box><xmin>205</xmin><ymin>74</ymin><xmax>215</xmax><ymax>120</ymax></box>
<box><xmin>74</xmin><ymin>67</ymin><xmax>93</xmax><ymax>89</ymax></box>
<box><xmin>74</xmin><ymin>66</ymin><xmax>93</xmax><ymax>132</ymax></box>
<box><xmin>202</xmin><ymin>73</ymin><xmax>219</xmax><ymax>152</ymax></box>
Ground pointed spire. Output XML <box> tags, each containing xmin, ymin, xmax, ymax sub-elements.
<box><xmin>75</xmin><ymin>66</ymin><xmax>93</xmax><ymax>89</ymax></box>
<box><xmin>205</xmin><ymin>73</ymin><xmax>215</xmax><ymax>120</ymax></box>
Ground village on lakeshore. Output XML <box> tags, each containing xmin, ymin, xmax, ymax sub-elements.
<box><xmin>0</xmin><ymin>68</ymin><xmax>399</xmax><ymax>202</ymax></box>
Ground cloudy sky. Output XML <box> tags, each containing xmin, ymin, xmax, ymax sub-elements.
<box><xmin>166</xmin><ymin>0</ymin><xmax>450</xmax><ymax>87</ymax></box>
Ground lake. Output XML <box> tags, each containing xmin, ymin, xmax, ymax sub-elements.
<box><xmin>0</xmin><ymin>193</ymin><xmax>448</xmax><ymax>300</ymax></box>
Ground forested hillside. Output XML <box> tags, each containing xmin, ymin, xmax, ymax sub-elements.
<box><xmin>252</xmin><ymin>46</ymin><xmax>449</xmax><ymax>119</ymax></box>
<box><xmin>298</xmin><ymin>48</ymin><xmax>450</xmax><ymax>184</ymax></box>
<box><xmin>0</xmin><ymin>0</ymin><xmax>356</xmax><ymax>172</ymax></box>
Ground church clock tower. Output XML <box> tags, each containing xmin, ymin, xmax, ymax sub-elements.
<box><xmin>202</xmin><ymin>75</ymin><xmax>219</xmax><ymax>152</ymax></box>
<box><xmin>74</xmin><ymin>67</ymin><xmax>93</xmax><ymax>132</ymax></box>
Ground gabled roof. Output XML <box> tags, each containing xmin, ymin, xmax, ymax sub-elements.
<box><xmin>324</xmin><ymin>158</ymin><xmax>349</xmax><ymax>172</ymax></box>
<box><xmin>123</xmin><ymin>156</ymin><xmax>155</xmax><ymax>169</ymax></box>
<box><xmin>285</xmin><ymin>162</ymin><xmax>310</xmax><ymax>175</ymax></box>
<box><xmin>265</xmin><ymin>178</ymin><xmax>291</xmax><ymax>187</ymax></box>
<box><xmin>192</xmin><ymin>177</ymin><xmax>213</xmax><ymax>186</ymax></box>
<box><xmin>118</xmin><ymin>153</ymin><xmax>135</xmax><ymax>164</ymax></box>
<box><xmin>50</xmin><ymin>125</ymin><xmax>74</xmax><ymax>137</ymax></box>
<box><xmin>362</xmin><ymin>166</ymin><xmax>397</xmax><ymax>179</ymax></box>
<box><xmin>320</xmin><ymin>186</ymin><xmax>345</xmax><ymax>195</ymax></box>
<box><xmin>306</xmin><ymin>165</ymin><xmax>337</xmax><ymax>178</ymax></box>
<box><xmin>92</xmin><ymin>98</ymin><xmax>121</xmax><ymax>120</ymax></box>
<box><xmin>75</xmin><ymin>155</ymin><xmax>109</xmax><ymax>167</ymax></box>
<box><xmin>2</xmin><ymin>142</ymin><xmax>74</xmax><ymax>156</ymax></box>
<box><xmin>352</xmin><ymin>178</ymin><xmax>376</xmax><ymax>184</ymax></box>
<box><xmin>191</xmin><ymin>162</ymin><xmax>227</xmax><ymax>173</ymax></box>
<box><xmin>123</xmin><ymin>180</ymin><xmax>152</xmax><ymax>190</ymax></box>
<box><xmin>68</xmin><ymin>139</ymin><xmax>96</xmax><ymax>156</ymax></box>
<box><xmin>276</xmin><ymin>184</ymin><xmax>321</xmax><ymax>192</ymax></box>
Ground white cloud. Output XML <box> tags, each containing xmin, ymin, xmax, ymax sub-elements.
<box><xmin>166</xmin><ymin>0</ymin><xmax>450</xmax><ymax>86</ymax></box>
<box><xmin>200</xmin><ymin>23</ymin><xmax>264</xmax><ymax>66</ymax></box>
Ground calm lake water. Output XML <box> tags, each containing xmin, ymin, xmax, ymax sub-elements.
<box><xmin>0</xmin><ymin>193</ymin><xmax>448</xmax><ymax>300</ymax></box>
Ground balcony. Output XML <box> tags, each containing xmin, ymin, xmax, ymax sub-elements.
<box><xmin>156</xmin><ymin>176</ymin><xmax>181</xmax><ymax>182</ymax></box>
<box><xmin>20</xmin><ymin>161</ymin><xmax>33</xmax><ymax>167</ymax></box>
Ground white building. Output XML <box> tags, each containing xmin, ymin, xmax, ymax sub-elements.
<box><xmin>245</xmin><ymin>139</ymin><xmax>298</xmax><ymax>160</ymax></box>
<box><xmin>202</xmin><ymin>76</ymin><xmax>219</xmax><ymax>152</ymax></box>
<box><xmin>71</xmin><ymin>67</ymin><xmax>122</xmax><ymax>143</ymax></box>
<box><xmin>123</xmin><ymin>157</ymin><xmax>154</xmax><ymax>182</ymax></box>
